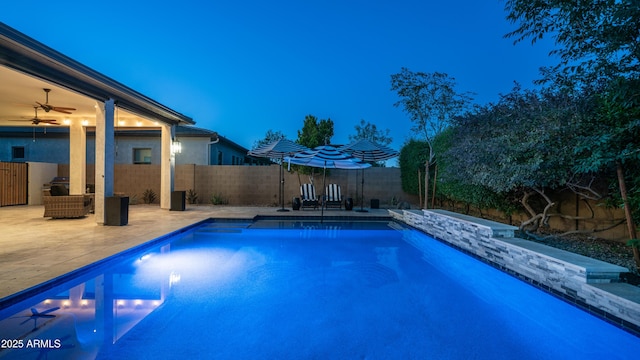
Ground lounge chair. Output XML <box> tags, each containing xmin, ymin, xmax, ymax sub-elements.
<box><xmin>300</xmin><ymin>184</ymin><xmax>319</xmax><ymax>210</ymax></box>
<box><xmin>324</xmin><ymin>184</ymin><xmax>343</xmax><ymax>209</ymax></box>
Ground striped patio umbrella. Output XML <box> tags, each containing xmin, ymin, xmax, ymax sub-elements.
<box><xmin>285</xmin><ymin>145</ymin><xmax>370</xmax><ymax>221</ymax></box>
<box><xmin>340</xmin><ymin>139</ymin><xmax>399</xmax><ymax>212</ymax></box>
<box><xmin>248</xmin><ymin>139</ymin><xmax>310</xmax><ymax>211</ymax></box>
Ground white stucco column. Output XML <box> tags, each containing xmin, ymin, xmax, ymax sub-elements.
<box><xmin>95</xmin><ymin>99</ymin><xmax>115</xmax><ymax>224</ymax></box>
<box><xmin>68</xmin><ymin>120</ymin><xmax>86</xmax><ymax>195</ymax></box>
<box><xmin>160</xmin><ymin>123</ymin><xmax>175</xmax><ymax>209</ymax></box>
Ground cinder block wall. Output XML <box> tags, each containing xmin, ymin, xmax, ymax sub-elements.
<box><xmin>59</xmin><ymin>164</ymin><xmax>418</xmax><ymax>207</ymax></box>
<box><xmin>187</xmin><ymin>165</ymin><xmax>416</xmax><ymax>207</ymax></box>
<box><xmin>57</xmin><ymin>163</ymin><xmax>631</xmax><ymax>240</ymax></box>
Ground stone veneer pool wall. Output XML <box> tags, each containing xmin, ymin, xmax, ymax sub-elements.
<box><xmin>389</xmin><ymin>209</ymin><xmax>640</xmax><ymax>336</ymax></box>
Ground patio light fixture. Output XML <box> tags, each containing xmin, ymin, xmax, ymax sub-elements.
<box><xmin>171</xmin><ymin>139</ymin><xmax>182</xmax><ymax>154</ymax></box>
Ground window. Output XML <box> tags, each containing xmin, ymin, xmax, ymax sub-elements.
<box><xmin>133</xmin><ymin>148</ymin><xmax>152</xmax><ymax>164</ymax></box>
<box><xmin>12</xmin><ymin>146</ymin><xmax>25</xmax><ymax>160</ymax></box>
<box><xmin>217</xmin><ymin>152</ymin><xmax>223</xmax><ymax>165</ymax></box>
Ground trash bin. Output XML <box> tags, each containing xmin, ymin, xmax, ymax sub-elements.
<box><xmin>370</xmin><ymin>199</ymin><xmax>380</xmax><ymax>209</ymax></box>
<box><xmin>106</xmin><ymin>196</ymin><xmax>128</xmax><ymax>226</ymax></box>
<box><xmin>292</xmin><ymin>197</ymin><xmax>301</xmax><ymax>210</ymax></box>
<box><xmin>171</xmin><ymin>191</ymin><xmax>186</xmax><ymax>211</ymax></box>
<box><xmin>345</xmin><ymin>198</ymin><xmax>353</xmax><ymax>211</ymax></box>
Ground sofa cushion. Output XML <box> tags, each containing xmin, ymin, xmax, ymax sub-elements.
<box><xmin>50</xmin><ymin>185</ymin><xmax>69</xmax><ymax>196</ymax></box>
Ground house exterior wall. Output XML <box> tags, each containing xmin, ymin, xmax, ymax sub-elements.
<box><xmin>209</xmin><ymin>143</ymin><xmax>249</xmax><ymax>165</ymax></box>
<box><xmin>0</xmin><ymin>133</ymin><xmax>69</xmax><ymax>163</ymax></box>
<box><xmin>175</xmin><ymin>137</ymin><xmax>210</xmax><ymax>165</ymax></box>
<box><xmin>27</xmin><ymin>162</ymin><xmax>58</xmax><ymax>205</ymax></box>
<box><xmin>1</xmin><ymin>131</ymin><xmax>245</xmax><ymax>166</ymax></box>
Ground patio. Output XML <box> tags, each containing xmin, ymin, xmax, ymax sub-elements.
<box><xmin>0</xmin><ymin>204</ymin><xmax>391</xmax><ymax>303</ymax></box>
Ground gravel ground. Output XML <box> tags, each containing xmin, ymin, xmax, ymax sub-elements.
<box><xmin>522</xmin><ymin>230</ymin><xmax>640</xmax><ymax>276</ymax></box>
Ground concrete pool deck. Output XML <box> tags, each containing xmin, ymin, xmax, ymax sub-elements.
<box><xmin>0</xmin><ymin>204</ymin><xmax>391</xmax><ymax>303</ymax></box>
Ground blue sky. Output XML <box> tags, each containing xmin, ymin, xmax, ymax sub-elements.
<box><xmin>2</xmin><ymin>0</ymin><xmax>555</xmax><ymax>153</ymax></box>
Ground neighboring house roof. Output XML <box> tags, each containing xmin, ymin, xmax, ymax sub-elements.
<box><xmin>0</xmin><ymin>22</ymin><xmax>193</xmax><ymax>126</ymax></box>
<box><xmin>175</xmin><ymin>126</ymin><xmax>219</xmax><ymax>138</ymax></box>
<box><xmin>214</xmin><ymin>134</ymin><xmax>251</xmax><ymax>153</ymax></box>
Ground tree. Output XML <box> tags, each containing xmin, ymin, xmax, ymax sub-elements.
<box><xmin>398</xmin><ymin>139</ymin><xmax>429</xmax><ymax>205</ymax></box>
<box><xmin>348</xmin><ymin>119</ymin><xmax>392</xmax><ymax>146</ymax></box>
<box><xmin>505</xmin><ymin>0</ymin><xmax>640</xmax><ymax>268</ymax></box>
<box><xmin>505</xmin><ymin>0</ymin><xmax>640</xmax><ymax>86</ymax></box>
<box><xmin>295</xmin><ymin>114</ymin><xmax>335</xmax><ymax>179</ymax></box>
<box><xmin>252</xmin><ymin>129</ymin><xmax>287</xmax><ymax>150</ymax></box>
<box><xmin>390</xmin><ymin>68</ymin><xmax>473</xmax><ymax>208</ymax></box>
<box><xmin>444</xmin><ymin>84</ymin><xmax>591</xmax><ymax>231</ymax></box>
<box><xmin>573</xmin><ymin>78</ymin><xmax>640</xmax><ymax>267</ymax></box>
<box><xmin>297</xmin><ymin>114</ymin><xmax>334</xmax><ymax>148</ymax></box>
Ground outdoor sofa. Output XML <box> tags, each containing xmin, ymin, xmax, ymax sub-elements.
<box><xmin>43</xmin><ymin>185</ymin><xmax>92</xmax><ymax>219</ymax></box>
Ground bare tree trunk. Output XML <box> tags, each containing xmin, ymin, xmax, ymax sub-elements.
<box><xmin>431</xmin><ymin>163</ymin><xmax>438</xmax><ymax>209</ymax></box>
<box><xmin>417</xmin><ymin>169</ymin><xmax>422</xmax><ymax>209</ymax></box>
<box><xmin>424</xmin><ymin>160</ymin><xmax>430</xmax><ymax>209</ymax></box>
<box><xmin>519</xmin><ymin>189</ymin><xmax>555</xmax><ymax>232</ymax></box>
<box><xmin>616</xmin><ymin>161</ymin><xmax>640</xmax><ymax>269</ymax></box>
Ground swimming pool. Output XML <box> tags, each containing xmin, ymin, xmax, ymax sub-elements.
<box><xmin>1</xmin><ymin>219</ymin><xmax>639</xmax><ymax>359</ymax></box>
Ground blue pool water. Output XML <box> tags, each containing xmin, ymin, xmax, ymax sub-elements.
<box><xmin>1</xmin><ymin>219</ymin><xmax>639</xmax><ymax>359</ymax></box>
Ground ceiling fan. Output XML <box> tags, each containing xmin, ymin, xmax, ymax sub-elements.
<box><xmin>36</xmin><ymin>88</ymin><xmax>76</xmax><ymax>114</ymax></box>
<box><xmin>11</xmin><ymin>306</ymin><xmax>60</xmax><ymax>330</ymax></box>
<box><xmin>10</xmin><ymin>106</ymin><xmax>60</xmax><ymax>125</ymax></box>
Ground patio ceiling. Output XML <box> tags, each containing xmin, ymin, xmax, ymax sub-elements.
<box><xmin>0</xmin><ymin>22</ymin><xmax>194</xmax><ymax>129</ymax></box>
<box><xmin>0</xmin><ymin>65</ymin><xmax>160</xmax><ymax>128</ymax></box>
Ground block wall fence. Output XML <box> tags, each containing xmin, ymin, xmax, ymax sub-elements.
<box><xmin>59</xmin><ymin>164</ymin><xmax>419</xmax><ymax>208</ymax></box>
<box><xmin>57</xmin><ymin>164</ymin><xmax>632</xmax><ymax>241</ymax></box>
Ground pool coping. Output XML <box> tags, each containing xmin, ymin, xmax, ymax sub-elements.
<box><xmin>3</xmin><ymin>208</ymin><xmax>639</xmax><ymax>339</ymax></box>
<box><xmin>0</xmin><ymin>218</ymin><xmax>212</xmax><ymax>313</ymax></box>
<box><xmin>0</xmin><ymin>214</ymin><xmax>394</xmax><ymax>313</ymax></box>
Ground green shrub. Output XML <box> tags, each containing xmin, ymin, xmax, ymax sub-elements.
<box><xmin>210</xmin><ymin>193</ymin><xmax>228</xmax><ymax>205</ymax></box>
<box><xmin>187</xmin><ymin>189</ymin><xmax>198</xmax><ymax>204</ymax></box>
<box><xmin>142</xmin><ymin>189</ymin><xmax>157</xmax><ymax>204</ymax></box>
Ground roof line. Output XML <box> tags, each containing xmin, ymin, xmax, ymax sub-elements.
<box><xmin>0</xmin><ymin>22</ymin><xmax>194</xmax><ymax>126</ymax></box>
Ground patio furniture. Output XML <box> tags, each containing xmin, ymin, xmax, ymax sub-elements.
<box><xmin>324</xmin><ymin>184</ymin><xmax>343</xmax><ymax>209</ymax></box>
<box><xmin>300</xmin><ymin>184</ymin><xmax>319</xmax><ymax>210</ymax></box>
<box><xmin>42</xmin><ymin>186</ymin><xmax>92</xmax><ymax>219</ymax></box>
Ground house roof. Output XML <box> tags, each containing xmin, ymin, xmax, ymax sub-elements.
<box><xmin>175</xmin><ymin>126</ymin><xmax>219</xmax><ymax>137</ymax></box>
<box><xmin>0</xmin><ymin>125</ymin><xmax>219</xmax><ymax>141</ymax></box>
<box><xmin>0</xmin><ymin>22</ymin><xmax>194</xmax><ymax>126</ymax></box>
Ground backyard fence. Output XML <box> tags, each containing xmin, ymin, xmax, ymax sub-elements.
<box><xmin>59</xmin><ymin>164</ymin><xmax>418</xmax><ymax>209</ymax></box>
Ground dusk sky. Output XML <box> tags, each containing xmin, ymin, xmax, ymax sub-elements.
<box><xmin>2</xmin><ymin>0</ymin><xmax>556</xmax><ymax>155</ymax></box>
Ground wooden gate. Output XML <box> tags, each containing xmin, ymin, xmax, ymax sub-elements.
<box><xmin>0</xmin><ymin>162</ymin><xmax>28</xmax><ymax>206</ymax></box>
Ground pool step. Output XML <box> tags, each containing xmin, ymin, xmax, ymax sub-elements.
<box><xmin>194</xmin><ymin>221</ymin><xmax>252</xmax><ymax>235</ymax></box>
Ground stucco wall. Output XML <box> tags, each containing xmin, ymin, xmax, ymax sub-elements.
<box><xmin>0</xmin><ymin>135</ymin><xmax>69</xmax><ymax>164</ymax></box>
<box><xmin>27</xmin><ymin>162</ymin><xmax>57</xmax><ymax>205</ymax></box>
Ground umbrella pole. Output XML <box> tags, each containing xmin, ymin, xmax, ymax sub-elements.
<box><xmin>277</xmin><ymin>156</ymin><xmax>289</xmax><ymax>212</ymax></box>
<box><xmin>356</xmin><ymin>166</ymin><xmax>367</xmax><ymax>212</ymax></box>
<box><xmin>321</xmin><ymin>165</ymin><xmax>326</xmax><ymax>223</ymax></box>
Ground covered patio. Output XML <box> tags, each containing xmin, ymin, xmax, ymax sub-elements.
<box><xmin>0</xmin><ymin>22</ymin><xmax>194</xmax><ymax>223</ymax></box>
